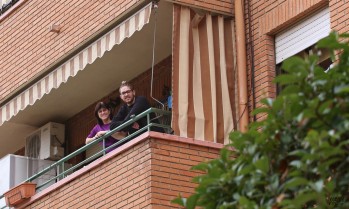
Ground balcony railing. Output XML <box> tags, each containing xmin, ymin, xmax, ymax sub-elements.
<box><xmin>0</xmin><ymin>108</ymin><xmax>172</xmax><ymax>209</ymax></box>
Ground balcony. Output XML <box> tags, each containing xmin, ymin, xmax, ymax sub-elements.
<box><xmin>0</xmin><ymin>0</ymin><xmax>239</xmax><ymax>207</ymax></box>
<box><xmin>0</xmin><ymin>108</ymin><xmax>223</xmax><ymax>208</ymax></box>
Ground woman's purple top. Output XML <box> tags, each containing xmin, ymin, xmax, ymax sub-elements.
<box><xmin>87</xmin><ymin>123</ymin><xmax>119</xmax><ymax>153</ymax></box>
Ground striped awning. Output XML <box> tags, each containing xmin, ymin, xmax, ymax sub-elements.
<box><xmin>0</xmin><ymin>0</ymin><xmax>10</xmax><ymax>8</ymax></box>
<box><xmin>172</xmin><ymin>5</ymin><xmax>238</xmax><ymax>144</ymax></box>
<box><xmin>0</xmin><ymin>2</ymin><xmax>153</xmax><ymax>126</ymax></box>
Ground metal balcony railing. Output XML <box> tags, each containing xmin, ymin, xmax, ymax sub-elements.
<box><xmin>0</xmin><ymin>108</ymin><xmax>172</xmax><ymax>209</ymax></box>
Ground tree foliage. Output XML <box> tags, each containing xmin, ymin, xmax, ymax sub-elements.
<box><xmin>173</xmin><ymin>32</ymin><xmax>349</xmax><ymax>209</ymax></box>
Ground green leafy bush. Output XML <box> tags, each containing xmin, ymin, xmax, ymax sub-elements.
<box><xmin>173</xmin><ymin>32</ymin><xmax>349</xmax><ymax>209</ymax></box>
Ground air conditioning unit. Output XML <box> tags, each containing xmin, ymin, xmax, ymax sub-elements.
<box><xmin>25</xmin><ymin>122</ymin><xmax>65</xmax><ymax>161</ymax></box>
<box><xmin>0</xmin><ymin>154</ymin><xmax>72</xmax><ymax>206</ymax></box>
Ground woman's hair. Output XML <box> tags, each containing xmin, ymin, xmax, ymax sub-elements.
<box><xmin>119</xmin><ymin>81</ymin><xmax>134</xmax><ymax>93</ymax></box>
<box><xmin>94</xmin><ymin>102</ymin><xmax>112</xmax><ymax>125</ymax></box>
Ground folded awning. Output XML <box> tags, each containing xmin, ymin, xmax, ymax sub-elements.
<box><xmin>0</xmin><ymin>2</ymin><xmax>153</xmax><ymax>126</ymax></box>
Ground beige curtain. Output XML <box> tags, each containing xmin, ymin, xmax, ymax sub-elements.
<box><xmin>172</xmin><ymin>4</ymin><xmax>238</xmax><ymax>144</ymax></box>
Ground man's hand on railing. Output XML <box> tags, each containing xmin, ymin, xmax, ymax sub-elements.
<box><xmin>132</xmin><ymin>122</ymin><xmax>140</xmax><ymax>130</ymax></box>
<box><xmin>111</xmin><ymin>131</ymin><xmax>127</xmax><ymax>140</ymax></box>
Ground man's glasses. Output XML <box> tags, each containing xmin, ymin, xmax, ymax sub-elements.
<box><xmin>121</xmin><ymin>89</ymin><xmax>132</xmax><ymax>96</ymax></box>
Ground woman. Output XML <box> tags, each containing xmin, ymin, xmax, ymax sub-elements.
<box><xmin>86</xmin><ymin>102</ymin><xmax>125</xmax><ymax>153</ymax></box>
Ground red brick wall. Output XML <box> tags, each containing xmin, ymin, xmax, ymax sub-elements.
<box><xmin>21</xmin><ymin>133</ymin><xmax>222</xmax><ymax>209</ymax></box>
<box><xmin>65</xmin><ymin>56</ymin><xmax>172</xmax><ymax>165</ymax></box>
<box><xmin>150</xmin><ymin>137</ymin><xmax>220</xmax><ymax>207</ymax></box>
<box><xmin>246</xmin><ymin>0</ymin><xmax>333</xmax><ymax>120</ymax></box>
<box><xmin>0</xmin><ymin>0</ymin><xmax>140</xmax><ymax>102</ymax></box>
<box><xmin>24</xmin><ymin>137</ymin><xmax>154</xmax><ymax>209</ymax></box>
<box><xmin>329</xmin><ymin>0</ymin><xmax>349</xmax><ymax>33</ymax></box>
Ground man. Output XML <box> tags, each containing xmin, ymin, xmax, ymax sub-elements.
<box><xmin>110</xmin><ymin>81</ymin><xmax>164</xmax><ymax>135</ymax></box>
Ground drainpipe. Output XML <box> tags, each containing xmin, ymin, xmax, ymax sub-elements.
<box><xmin>247</xmin><ymin>0</ymin><xmax>257</xmax><ymax>123</ymax></box>
<box><xmin>234</xmin><ymin>0</ymin><xmax>249</xmax><ymax>132</ymax></box>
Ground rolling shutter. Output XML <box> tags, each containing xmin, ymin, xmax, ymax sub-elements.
<box><xmin>275</xmin><ymin>7</ymin><xmax>330</xmax><ymax>64</ymax></box>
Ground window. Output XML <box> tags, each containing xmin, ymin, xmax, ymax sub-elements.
<box><xmin>276</xmin><ymin>44</ymin><xmax>332</xmax><ymax>94</ymax></box>
<box><xmin>275</xmin><ymin>7</ymin><xmax>331</xmax><ymax>94</ymax></box>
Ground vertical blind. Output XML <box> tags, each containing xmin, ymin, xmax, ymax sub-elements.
<box><xmin>172</xmin><ymin>4</ymin><xmax>238</xmax><ymax>144</ymax></box>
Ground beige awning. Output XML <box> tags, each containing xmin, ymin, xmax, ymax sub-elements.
<box><xmin>0</xmin><ymin>2</ymin><xmax>153</xmax><ymax>126</ymax></box>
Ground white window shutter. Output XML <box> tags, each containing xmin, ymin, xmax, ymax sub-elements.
<box><xmin>275</xmin><ymin>8</ymin><xmax>331</xmax><ymax>64</ymax></box>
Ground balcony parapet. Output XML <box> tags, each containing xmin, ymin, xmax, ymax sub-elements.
<box><xmin>16</xmin><ymin>131</ymin><xmax>223</xmax><ymax>208</ymax></box>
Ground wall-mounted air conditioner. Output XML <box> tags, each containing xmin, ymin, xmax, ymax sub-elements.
<box><xmin>0</xmin><ymin>154</ymin><xmax>72</xmax><ymax>208</ymax></box>
<box><xmin>25</xmin><ymin>122</ymin><xmax>65</xmax><ymax>161</ymax></box>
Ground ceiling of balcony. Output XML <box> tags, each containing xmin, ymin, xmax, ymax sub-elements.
<box><xmin>0</xmin><ymin>1</ymin><xmax>173</xmax><ymax>158</ymax></box>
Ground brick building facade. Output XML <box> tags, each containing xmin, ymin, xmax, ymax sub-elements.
<box><xmin>0</xmin><ymin>0</ymin><xmax>348</xmax><ymax>208</ymax></box>
<box><xmin>245</xmin><ymin>0</ymin><xmax>347</xmax><ymax>120</ymax></box>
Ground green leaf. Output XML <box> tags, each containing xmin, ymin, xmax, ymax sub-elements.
<box><xmin>252</xmin><ymin>107</ymin><xmax>270</xmax><ymax>115</ymax></box>
<box><xmin>282</xmin><ymin>192</ymin><xmax>319</xmax><ymax>208</ymax></box>
<box><xmin>239</xmin><ymin>164</ymin><xmax>254</xmax><ymax>175</ymax></box>
<box><xmin>279</xmin><ymin>85</ymin><xmax>300</xmax><ymax>95</ymax></box>
<box><xmin>311</xmin><ymin>180</ymin><xmax>324</xmax><ymax>192</ymax></box>
<box><xmin>238</xmin><ymin>196</ymin><xmax>256</xmax><ymax>208</ymax></box>
<box><xmin>192</xmin><ymin>162</ymin><xmax>209</xmax><ymax>171</ymax></box>
<box><xmin>186</xmin><ymin>194</ymin><xmax>199</xmax><ymax>209</ymax></box>
<box><xmin>282</xmin><ymin>56</ymin><xmax>306</xmax><ymax>72</ymax></box>
<box><xmin>289</xmin><ymin>160</ymin><xmax>303</xmax><ymax>168</ymax></box>
<box><xmin>172</xmin><ymin>194</ymin><xmax>186</xmax><ymax>206</ymax></box>
<box><xmin>334</xmin><ymin>85</ymin><xmax>349</xmax><ymax>93</ymax></box>
<box><xmin>318</xmin><ymin>100</ymin><xmax>333</xmax><ymax>114</ymax></box>
<box><xmin>254</xmin><ymin>157</ymin><xmax>269</xmax><ymax>174</ymax></box>
<box><xmin>284</xmin><ymin>177</ymin><xmax>308</xmax><ymax>189</ymax></box>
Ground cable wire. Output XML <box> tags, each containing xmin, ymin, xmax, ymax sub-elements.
<box><xmin>150</xmin><ymin>1</ymin><xmax>164</xmax><ymax>110</ymax></box>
